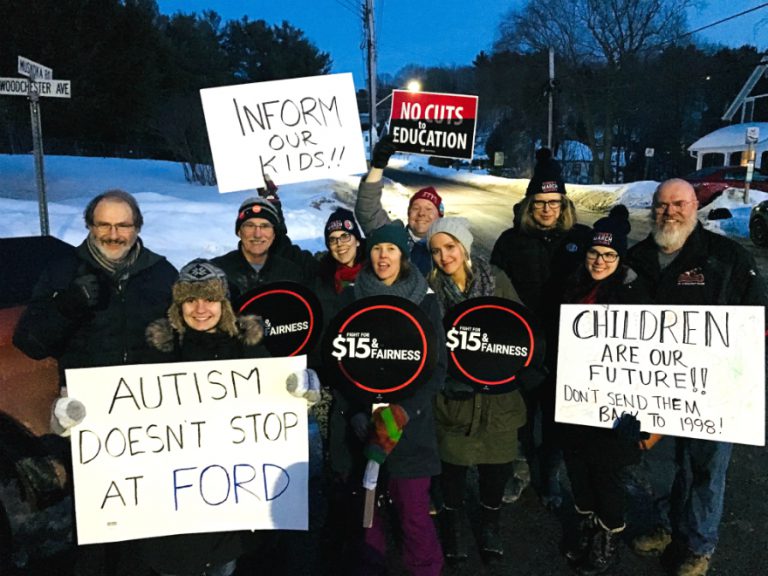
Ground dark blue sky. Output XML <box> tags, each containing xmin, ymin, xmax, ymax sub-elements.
<box><xmin>156</xmin><ymin>0</ymin><xmax>767</xmax><ymax>87</ymax></box>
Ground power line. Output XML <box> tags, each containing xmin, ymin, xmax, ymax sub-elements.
<box><xmin>679</xmin><ymin>2</ymin><xmax>768</xmax><ymax>39</ymax></box>
<box><xmin>333</xmin><ymin>0</ymin><xmax>363</xmax><ymax>19</ymax></box>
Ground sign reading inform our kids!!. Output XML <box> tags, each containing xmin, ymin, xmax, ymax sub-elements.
<box><xmin>389</xmin><ymin>90</ymin><xmax>478</xmax><ymax>160</ymax></box>
<box><xmin>200</xmin><ymin>73</ymin><xmax>367</xmax><ymax>192</ymax></box>
<box><xmin>66</xmin><ymin>356</ymin><xmax>308</xmax><ymax>544</ymax></box>
<box><xmin>555</xmin><ymin>304</ymin><xmax>765</xmax><ymax>446</ymax></box>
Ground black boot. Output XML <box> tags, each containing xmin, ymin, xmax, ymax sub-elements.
<box><xmin>564</xmin><ymin>510</ymin><xmax>595</xmax><ymax>566</ymax></box>
<box><xmin>576</xmin><ymin>521</ymin><xmax>623</xmax><ymax>576</ymax></box>
<box><xmin>440</xmin><ymin>507</ymin><xmax>468</xmax><ymax>563</ymax></box>
<box><xmin>479</xmin><ymin>504</ymin><xmax>503</xmax><ymax>562</ymax></box>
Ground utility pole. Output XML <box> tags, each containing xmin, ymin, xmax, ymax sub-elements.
<box><xmin>547</xmin><ymin>47</ymin><xmax>555</xmax><ymax>150</ymax></box>
<box><xmin>364</xmin><ymin>0</ymin><xmax>377</xmax><ymax>158</ymax></box>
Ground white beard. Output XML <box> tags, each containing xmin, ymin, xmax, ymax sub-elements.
<box><xmin>652</xmin><ymin>216</ymin><xmax>697</xmax><ymax>252</ymax></box>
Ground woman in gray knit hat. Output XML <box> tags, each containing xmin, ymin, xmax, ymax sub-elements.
<box><xmin>134</xmin><ymin>258</ymin><xmax>269</xmax><ymax>576</ymax></box>
<box><xmin>426</xmin><ymin>217</ymin><xmax>527</xmax><ymax>563</ymax></box>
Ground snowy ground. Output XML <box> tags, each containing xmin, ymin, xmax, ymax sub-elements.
<box><xmin>1</xmin><ymin>153</ymin><xmax>764</xmax><ymax>269</ymax></box>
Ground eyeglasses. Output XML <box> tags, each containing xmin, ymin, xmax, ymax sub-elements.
<box><xmin>586</xmin><ymin>249</ymin><xmax>619</xmax><ymax>263</ymax></box>
<box><xmin>93</xmin><ymin>222</ymin><xmax>135</xmax><ymax>233</ymax></box>
<box><xmin>240</xmin><ymin>222</ymin><xmax>274</xmax><ymax>232</ymax></box>
<box><xmin>653</xmin><ymin>200</ymin><xmax>696</xmax><ymax>213</ymax></box>
<box><xmin>328</xmin><ymin>232</ymin><xmax>354</xmax><ymax>246</ymax></box>
<box><xmin>532</xmin><ymin>199</ymin><xmax>563</xmax><ymax>210</ymax></box>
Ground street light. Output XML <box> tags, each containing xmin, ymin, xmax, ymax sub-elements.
<box><xmin>370</xmin><ymin>80</ymin><xmax>422</xmax><ymax>156</ymax></box>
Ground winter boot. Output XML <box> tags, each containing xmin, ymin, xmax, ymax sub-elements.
<box><xmin>440</xmin><ymin>507</ymin><xmax>468</xmax><ymax>563</ymax></box>
<box><xmin>564</xmin><ymin>508</ymin><xmax>596</xmax><ymax>566</ymax></box>
<box><xmin>576</xmin><ymin>519</ymin><xmax>623</xmax><ymax>576</ymax></box>
<box><xmin>479</xmin><ymin>504</ymin><xmax>503</xmax><ymax>562</ymax></box>
<box><xmin>632</xmin><ymin>526</ymin><xmax>672</xmax><ymax>557</ymax></box>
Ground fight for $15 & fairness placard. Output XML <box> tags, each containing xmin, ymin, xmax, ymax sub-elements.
<box><xmin>555</xmin><ymin>304</ymin><xmax>765</xmax><ymax>446</ymax></box>
<box><xmin>66</xmin><ymin>356</ymin><xmax>308</xmax><ymax>544</ymax></box>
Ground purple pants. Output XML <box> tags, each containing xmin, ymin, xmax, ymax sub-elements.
<box><xmin>361</xmin><ymin>476</ymin><xmax>443</xmax><ymax>576</ymax></box>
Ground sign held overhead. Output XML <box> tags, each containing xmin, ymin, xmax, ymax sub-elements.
<box><xmin>389</xmin><ymin>90</ymin><xmax>478</xmax><ymax>160</ymax></box>
<box><xmin>200</xmin><ymin>73</ymin><xmax>368</xmax><ymax>193</ymax></box>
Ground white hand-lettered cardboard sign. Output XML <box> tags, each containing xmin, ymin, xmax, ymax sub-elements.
<box><xmin>556</xmin><ymin>304</ymin><xmax>765</xmax><ymax>446</ymax></box>
<box><xmin>66</xmin><ymin>355</ymin><xmax>308</xmax><ymax>544</ymax></box>
<box><xmin>200</xmin><ymin>73</ymin><xmax>367</xmax><ymax>192</ymax></box>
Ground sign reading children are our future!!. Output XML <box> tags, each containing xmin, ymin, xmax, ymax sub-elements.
<box><xmin>555</xmin><ymin>304</ymin><xmax>765</xmax><ymax>446</ymax></box>
<box><xmin>66</xmin><ymin>356</ymin><xmax>308</xmax><ymax>544</ymax></box>
<box><xmin>389</xmin><ymin>90</ymin><xmax>478</xmax><ymax>160</ymax></box>
<box><xmin>200</xmin><ymin>73</ymin><xmax>368</xmax><ymax>193</ymax></box>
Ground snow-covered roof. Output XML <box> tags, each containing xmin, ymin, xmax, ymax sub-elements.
<box><xmin>688</xmin><ymin>122</ymin><xmax>768</xmax><ymax>152</ymax></box>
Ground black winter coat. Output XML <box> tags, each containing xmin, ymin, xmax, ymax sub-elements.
<box><xmin>211</xmin><ymin>244</ymin><xmax>305</xmax><ymax>303</ymax></box>
<box><xmin>628</xmin><ymin>223</ymin><xmax>768</xmax><ymax>310</ymax></box>
<box><xmin>13</xmin><ymin>240</ymin><xmax>177</xmax><ymax>386</ymax></box>
<box><xmin>328</xmin><ymin>269</ymin><xmax>447</xmax><ymax>479</ymax></box>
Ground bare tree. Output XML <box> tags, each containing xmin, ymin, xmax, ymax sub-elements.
<box><xmin>497</xmin><ymin>0</ymin><xmax>693</xmax><ymax>182</ymax></box>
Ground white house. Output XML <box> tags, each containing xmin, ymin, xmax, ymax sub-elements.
<box><xmin>687</xmin><ymin>123</ymin><xmax>768</xmax><ymax>170</ymax></box>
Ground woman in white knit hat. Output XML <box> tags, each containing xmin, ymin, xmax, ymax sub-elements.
<box><xmin>426</xmin><ymin>217</ymin><xmax>527</xmax><ymax>563</ymax></box>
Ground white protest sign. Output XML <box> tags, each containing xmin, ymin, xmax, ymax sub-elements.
<box><xmin>556</xmin><ymin>304</ymin><xmax>765</xmax><ymax>446</ymax></box>
<box><xmin>66</xmin><ymin>355</ymin><xmax>308</xmax><ymax>544</ymax></box>
<box><xmin>200</xmin><ymin>73</ymin><xmax>367</xmax><ymax>192</ymax></box>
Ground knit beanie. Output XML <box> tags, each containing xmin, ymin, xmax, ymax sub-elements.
<box><xmin>368</xmin><ymin>220</ymin><xmax>410</xmax><ymax>257</ymax></box>
<box><xmin>169</xmin><ymin>259</ymin><xmax>237</xmax><ymax>336</ymax></box>
<box><xmin>526</xmin><ymin>149</ymin><xmax>566</xmax><ymax>196</ymax></box>
<box><xmin>591</xmin><ymin>205</ymin><xmax>631</xmax><ymax>257</ymax></box>
<box><xmin>236</xmin><ymin>197</ymin><xmax>282</xmax><ymax>233</ymax></box>
<box><xmin>409</xmin><ymin>186</ymin><xmax>444</xmax><ymax>217</ymax></box>
<box><xmin>427</xmin><ymin>217</ymin><xmax>473</xmax><ymax>256</ymax></box>
<box><xmin>324</xmin><ymin>208</ymin><xmax>363</xmax><ymax>246</ymax></box>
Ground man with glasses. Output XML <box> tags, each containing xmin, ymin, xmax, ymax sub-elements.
<box><xmin>14</xmin><ymin>189</ymin><xmax>177</xmax><ymax>382</ymax></box>
<box><xmin>13</xmin><ymin>188</ymin><xmax>177</xmax><ymax>573</ymax></box>
<box><xmin>212</xmin><ymin>197</ymin><xmax>305</xmax><ymax>301</ymax></box>
<box><xmin>490</xmin><ymin>148</ymin><xmax>592</xmax><ymax>509</ymax></box>
<box><xmin>628</xmin><ymin>178</ymin><xmax>768</xmax><ymax>576</ymax></box>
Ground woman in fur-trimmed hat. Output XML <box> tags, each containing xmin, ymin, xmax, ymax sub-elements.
<box><xmin>135</xmin><ymin>258</ymin><xmax>268</xmax><ymax>576</ymax></box>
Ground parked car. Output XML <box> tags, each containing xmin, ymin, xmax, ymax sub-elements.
<box><xmin>750</xmin><ymin>200</ymin><xmax>768</xmax><ymax>247</ymax></box>
<box><xmin>684</xmin><ymin>166</ymin><xmax>768</xmax><ymax>207</ymax></box>
<box><xmin>0</xmin><ymin>236</ymin><xmax>76</xmax><ymax>573</ymax></box>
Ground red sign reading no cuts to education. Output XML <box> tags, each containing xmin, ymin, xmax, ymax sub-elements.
<box><xmin>389</xmin><ymin>90</ymin><xmax>478</xmax><ymax>160</ymax></box>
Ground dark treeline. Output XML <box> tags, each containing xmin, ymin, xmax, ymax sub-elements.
<box><xmin>0</xmin><ymin>0</ymin><xmax>331</xmax><ymax>183</ymax></box>
<box><xmin>1</xmin><ymin>0</ymin><xmax>765</xmax><ymax>185</ymax></box>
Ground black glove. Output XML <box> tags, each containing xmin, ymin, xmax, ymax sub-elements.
<box><xmin>371</xmin><ymin>135</ymin><xmax>397</xmax><ymax>169</ymax></box>
<box><xmin>55</xmin><ymin>274</ymin><xmax>101</xmax><ymax>318</ymax></box>
<box><xmin>515</xmin><ymin>364</ymin><xmax>549</xmax><ymax>392</ymax></box>
<box><xmin>442</xmin><ymin>377</ymin><xmax>475</xmax><ymax>401</ymax></box>
<box><xmin>613</xmin><ymin>413</ymin><xmax>646</xmax><ymax>465</ymax></box>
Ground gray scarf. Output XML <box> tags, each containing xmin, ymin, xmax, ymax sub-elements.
<box><xmin>353</xmin><ymin>265</ymin><xmax>428</xmax><ymax>304</ymax></box>
<box><xmin>86</xmin><ymin>235</ymin><xmax>142</xmax><ymax>277</ymax></box>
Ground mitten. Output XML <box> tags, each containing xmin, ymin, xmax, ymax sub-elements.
<box><xmin>371</xmin><ymin>135</ymin><xmax>397</xmax><ymax>169</ymax></box>
<box><xmin>50</xmin><ymin>393</ymin><xmax>86</xmax><ymax>437</ymax></box>
<box><xmin>285</xmin><ymin>369</ymin><xmax>322</xmax><ymax>406</ymax></box>
<box><xmin>364</xmin><ymin>404</ymin><xmax>409</xmax><ymax>464</ymax></box>
<box><xmin>55</xmin><ymin>274</ymin><xmax>100</xmax><ymax>318</ymax></box>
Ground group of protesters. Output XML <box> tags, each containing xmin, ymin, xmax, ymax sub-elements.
<box><xmin>12</xmin><ymin>137</ymin><xmax>767</xmax><ymax>576</ymax></box>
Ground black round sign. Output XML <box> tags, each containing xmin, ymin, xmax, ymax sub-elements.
<box><xmin>444</xmin><ymin>296</ymin><xmax>543</xmax><ymax>394</ymax></box>
<box><xmin>323</xmin><ymin>295</ymin><xmax>438</xmax><ymax>403</ymax></box>
<box><xmin>237</xmin><ymin>281</ymin><xmax>322</xmax><ymax>358</ymax></box>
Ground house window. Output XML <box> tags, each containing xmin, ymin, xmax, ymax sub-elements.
<box><xmin>701</xmin><ymin>153</ymin><xmax>725</xmax><ymax>168</ymax></box>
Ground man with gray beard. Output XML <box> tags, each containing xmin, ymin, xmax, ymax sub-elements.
<box><xmin>627</xmin><ymin>178</ymin><xmax>767</xmax><ymax>576</ymax></box>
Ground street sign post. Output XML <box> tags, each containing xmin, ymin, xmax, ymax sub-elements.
<box><xmin>0</xmin><ymin>57</ymin><xmax>71</xmax><ymax>236</ymax></box>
